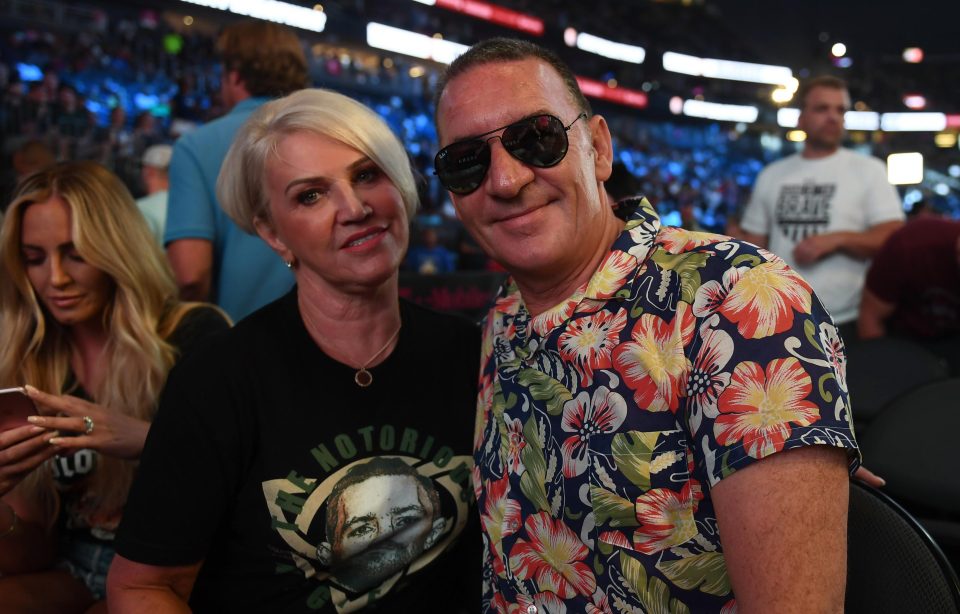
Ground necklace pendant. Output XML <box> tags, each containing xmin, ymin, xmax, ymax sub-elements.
<box><xmin>354</xmin><ymin>368</ymin><xmax>373</xmax><ymax>387</ymax></box>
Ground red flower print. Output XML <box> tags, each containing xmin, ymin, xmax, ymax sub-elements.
<box><xmin>558</xmin><ymin>309</ymin><xmax>628</xmax><ymax>387</ymax></box>
<box><xmin>715</xmin><ymin>357</ymin><xmax>821</xmax><ymax>458</ymax></box>
<box><xmin>585</xmin><ymin>250</ymin><xmax>636</xmax><ymax>299</ymax></box>
<box><xmin>482</xmin><ymin>475</ymin><xmax>522</xmax><ymax>576</ymax></box>
<box><xmin>560</xmin><ymin>386</ymin><xmax>627</xmax><ymax>477</ymax></box>
<box><xmin>696</xmin><ymin>260</ymin><xmax>812</xmax><ymax>340</ymax></box>
<box><xmin>632</xmin><ymin>482</ymin><xmax>702</xmax><ymax>554</ymax></box>
<box><xmin>612</xmin><ymin>302</ymin><xmax>696</xmax><ymax>412</ymax></box>
<box><xmin>509</xmin><ymin>512</ymin><xmax>597</xmax><ymax>599</ymax></box>
<box><xmin>657</xmin><ymin>226</ymin><xmax>721</xmax><ymax>253</ymax></box>
<box><xmin>504</xmin><ymin>416</ymin><xmax>526</xmax><ymax>476</ymax></box>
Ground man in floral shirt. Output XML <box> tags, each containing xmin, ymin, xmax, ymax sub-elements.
<box><xmin>434</xmin><ymin>38</ymin><xmax>860</xmax><ymax>613</ymax></box>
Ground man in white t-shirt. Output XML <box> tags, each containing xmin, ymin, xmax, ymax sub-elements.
<box><xmin>739</xmin><ymin>76</ymin><xmax>904</xmax><ymax>335</ymax></box>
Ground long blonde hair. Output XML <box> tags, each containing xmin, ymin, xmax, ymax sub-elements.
<box><xmin>0</xmin><ymin>161</ymin><xmax>198</xmax><ymax>522</ymax></box>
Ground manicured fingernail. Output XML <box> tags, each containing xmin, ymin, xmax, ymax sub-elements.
<box><xmin>24</xmin><ymin>385</ymin><xmax>38</xmax><ymax>395</ymax></box>
<box><xmin>27</xmin><ymin>416</ymin><xmax>42</xmax><ymax>424</ymax></box>
<box><xmin>48</xmin><ymin>437</ymin><xmax>60</xmax><ymax>445</ymax></box>
<box><xmin>30</xmin><ymin>426</ymin><xmax>44</xmax><ymax>433</ymax></box>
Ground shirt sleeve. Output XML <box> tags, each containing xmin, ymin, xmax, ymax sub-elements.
<box><xmin>166</xmin><ymin>305</ymin><xmax>232</xmax><ymax>358</ymax></box>
<box><xmin>114</xmin><ymin>343</ymin><xmax>250</xmax><ymax>566</ymax></box>
<box><xmin>684</xmin><ymin>246</ymin><xmax>861</xmax><ymax>488</ymax></box>
<box><xmin>738</xmin><ymin>168</ymin><xmax>772</xmax><ymax>236</ymax></box>
<box><xmin>863</xmin><ymin>157</ymin><xmax>905</xmax><ymax>226</ymax></box>
<box><xmin>163</xmin><ymin>136</ymin><xmax>217</xmax><ymax>245</ymax></box>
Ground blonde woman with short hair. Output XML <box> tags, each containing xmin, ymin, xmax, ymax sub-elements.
<box><xmin>0</xmin><ymin>161</ymin><xmax>229</xmax><ymax>612</ymax></box>
<box><xmin>107</xmin><ymin>89</ymin><xmax>482</xmax><ymax>613</ymax></box>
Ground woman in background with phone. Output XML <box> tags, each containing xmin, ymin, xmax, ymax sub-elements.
<box><xmin>0</xmin><ymin>161</ymin><xmax>229</xmax><ymax>613</ymax></box>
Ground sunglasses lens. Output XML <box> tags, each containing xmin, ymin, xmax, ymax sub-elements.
<box><xmin>502</xmin><ymin>115</ymin><xmax>568</xmax><ymax>168</ymax></box>
<box><xmin>435</xmin><ymin>140</ymin><xmax>490</xmax><ymax>195</ymax></box>
<box><xmin>434</xmin><ymin>114</ymin><xmax>574</xmax><ymax>195</ymax></box>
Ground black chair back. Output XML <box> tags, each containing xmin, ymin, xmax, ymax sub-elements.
<box><xmin>845</xmin><ymin>337</ymin><xmax>948</xmax><ymax>427</ymax></box>
<box><xmin>846</xmin><ymin>479</ymin><xmax>960</xmax><ymax>614</ymax></box>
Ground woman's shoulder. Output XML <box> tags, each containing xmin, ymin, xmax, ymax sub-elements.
<box><xmin>400</xmin><ymin>298</ymin><xmax>480</xmax><ymax>339</ymax></box>
<box><xmin>164</xmin><ymin>302</ymin><xmax>232</xmax><ymax>358</ymax></box>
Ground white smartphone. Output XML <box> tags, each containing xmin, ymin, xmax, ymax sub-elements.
<box><xmin>0</xmin><ymin>387</ymin><xmax>38</xmax><ymax>432</ymax></box>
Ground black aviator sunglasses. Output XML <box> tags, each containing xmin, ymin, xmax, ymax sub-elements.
<box><xmin>433</xmin><ymin>113</ymin><xmax>587</xmax><ymax>195</ymax></box>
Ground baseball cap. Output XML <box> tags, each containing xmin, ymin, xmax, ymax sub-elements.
<box><xmin>142</xmin><ymin>144</ymin><xmax>173</xmax><ymax>169</ymax></box>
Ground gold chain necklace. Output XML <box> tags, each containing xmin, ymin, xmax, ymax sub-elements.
<box><xmin>354</xmin><ymin>326</ymin><xmax>401</xmax><ymax>387</ymax></box>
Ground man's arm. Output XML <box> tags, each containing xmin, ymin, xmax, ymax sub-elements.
<box><xmin>167</xmin><ymin>239</ymin><xmax>213</xmax><ymax>302</ymax></box>
<box><xmin>106</xmin><ymin>555</ymin><xmax>202</xmax><ymax>613</ymax></box>
<box><xmin>712</xmin><ymin>446</ymin><xmax>849</xmax><ymax>614</ymax></box>
<box><xmin>857</xmin><ymin>287</ymin><xmax>896</xmax><ymax>340</ymax></box>
<box><xmin>793</xmin><ymin>220</ymin><xmax>903</xmax><ymax>266</ymax></box>
<box><xmin>737</xmin><ymin>230</ymin><xmax>768</xmax><ymax>249</ymax></box>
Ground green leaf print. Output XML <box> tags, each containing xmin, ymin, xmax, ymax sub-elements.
<box><xmin>518</xmin><ymin>414</ymin><xmax>550</xmax><ymax>512</ymax></box>
<box><xmin>803</xmin><ymin>318</ymin><xmax>824</xmax><ymax>354</ymax></box>
<box><xmin>620</xmin><ymin>551</ymin><xmax>690</xmax><ymax>614</ymax></box>
<box><xmin>818</xmin><ymin>372</ymin><xmax>836</xmax><ymax>404</ymax></box>
<box><xmin>517</xmin><ymin>368</ymin><xmax>572</xmax><ymax>416</ymax></box>
<box><xmin>656</xmin><ymin>552</ymin><xmax>732</xmax><ymax>596</ymax></box>
<box><xmin>611</xmin><ymin>431</ymin><xmax>660</xmax><ymax>491</ymax></box>
<box><xmin>650</xmin><ymin>251</ymin><xmax>709</xmax><ymax>304</ymax></box>
<box><xmin>731</xmin><ymin>253</ymin><xmax>762</xmax><ymax>268</ymax></box>
<box><xmin>591</xmin><ymin>486</ymin><xmax>638</xmax><ymax>528</ymax></box>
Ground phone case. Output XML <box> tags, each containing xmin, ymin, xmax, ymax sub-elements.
<box><xmin>0</xmin><ymin>387</ymin><xmax>38</xmax><ymax>431</ymax></box>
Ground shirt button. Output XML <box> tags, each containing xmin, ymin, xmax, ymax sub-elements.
<box><xmin>526</xmin><ymin>606</ymin><xmax>538</xmax><ymax>614</ymax></box>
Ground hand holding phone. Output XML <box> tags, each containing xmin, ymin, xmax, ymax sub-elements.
<box><xmin>0</xmin><ymin>387</ymin><xmax>39</xmax><ymax>432</ymax></box>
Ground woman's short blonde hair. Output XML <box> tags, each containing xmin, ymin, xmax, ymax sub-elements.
<box><xmin>218</xmin><ymin>88</ymin><xmax>419</xmax><ymax>233</ymax></box>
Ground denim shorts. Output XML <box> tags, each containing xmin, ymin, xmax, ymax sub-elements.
<box><xmin>57</xmin><ymin>534</ymin><xmax>115</xmax><ymax>600</ymax></box>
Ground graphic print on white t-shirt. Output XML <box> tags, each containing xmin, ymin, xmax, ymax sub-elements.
<box><xmin>774</xmin><ymin>182</ymin><xmax>836</xmax><ymax>242</ymax></box>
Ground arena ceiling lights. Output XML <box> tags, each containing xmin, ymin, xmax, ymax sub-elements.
<box><xmin>577</xmin><ymin>77</ymin><xmax>648</xmax><ymax>109</ymax></box>
<box><xmin>411</xmin><ymin>0</ymin><xmax>543</xmax><ymax>35</ymax></box>
<box><xmin>662</xmin><ymin>51</ymin><xmax>793</xmax><ymax>86</ymax></box>
<box><xmin>366</xmin><ymin>23</ymin><xmax>468</xmax><ymax>64</ymax></box>
<box><xmin>682</xmin><ymin>99</ymin><xmax>758</xmax><ymax>123</ymax></box>
<box><xmin>179</xmin><ymin>0</ymin><xmax>326</xmax><ymax>31</ymax></box>
<box><xmin>564</xmin><ymin>29</ymin><xmax>645</xmax><ymax>64</ymax></box>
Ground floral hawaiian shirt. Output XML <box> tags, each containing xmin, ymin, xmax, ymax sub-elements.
<box><xmin>473</xmin><ymin>197</ymin><xmax>861</xmax><ymax>613</ymax></box>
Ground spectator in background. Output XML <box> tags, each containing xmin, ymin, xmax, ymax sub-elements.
<box><xmin>406</xmin><ymin>226</ymin><xmax>457</xmax><ymax>274</ymax></box>
<box><xmin>0</xmin><ymin>140</ymin><xmax>56</xmax><ymax>212</ymax></box>
<box><xmin>164</xmin><ymin>19</ymin><xmax>308</xmax><ymax>322</ymax></box>
<box><xmin>136</xmin><ymin>144</ymin><xmax>172</xmax><ymax>244</ymax></box>
<box><xmin>859</xmin><ymin>217</ymin><xmax>960</xmax><ymax>371</ymax></box>
<box><xmin>739</xmin><ymin>76</ymin><xmax>904</xmax><ymax>339</ymax></box>
<box><xmin>53</xmin><ymin>84</ymin><xmax>94</xmax><ymax>160</ymax></box>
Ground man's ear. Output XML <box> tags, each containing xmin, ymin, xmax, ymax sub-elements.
<box><xmin>253</xmin><ymin>215</ymin><xmax>293</xmax><ymax>265</ymax></box>
<box><xmin>588</xmin><ymin>114</ymin><xmax>614</xmax><ymax>182</ymax></box>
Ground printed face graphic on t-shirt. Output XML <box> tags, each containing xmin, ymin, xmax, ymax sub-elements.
<box><xmin>262</xmin><ymin>435</ymin><xmax>472</xmax><ymax>614</ymax></box>
<box><xmin>775</xmin><ymin>181</ymin><xmax>836</xmax><ymax>242</ymax></box>
<box><xmin>322</xmin><ymin>469</ymin><xmax>444</xmax><ymax>594</ymax></box>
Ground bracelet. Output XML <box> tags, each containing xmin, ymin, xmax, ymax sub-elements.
<box><xmin>0</xmin><ymin>505</ymin><xmax>17</xmax><ymax>539</ymax></box>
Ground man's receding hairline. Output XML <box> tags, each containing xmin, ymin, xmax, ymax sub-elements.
<box><xmin>436</xmin><ymin>57</ymin><xmax>583</xmax><ymax>142</ymax></box>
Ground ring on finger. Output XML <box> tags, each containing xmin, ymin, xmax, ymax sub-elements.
<box><xmin>82</xmin><ymin>416</ymin><xmax>94</xmax><ymax>435</ymax></box>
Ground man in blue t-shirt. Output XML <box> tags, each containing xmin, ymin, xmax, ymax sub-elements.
<box><xmin>164</xmin><ymin>20</ymin><xmax>307</xmax><ymax>321</ymax></box>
